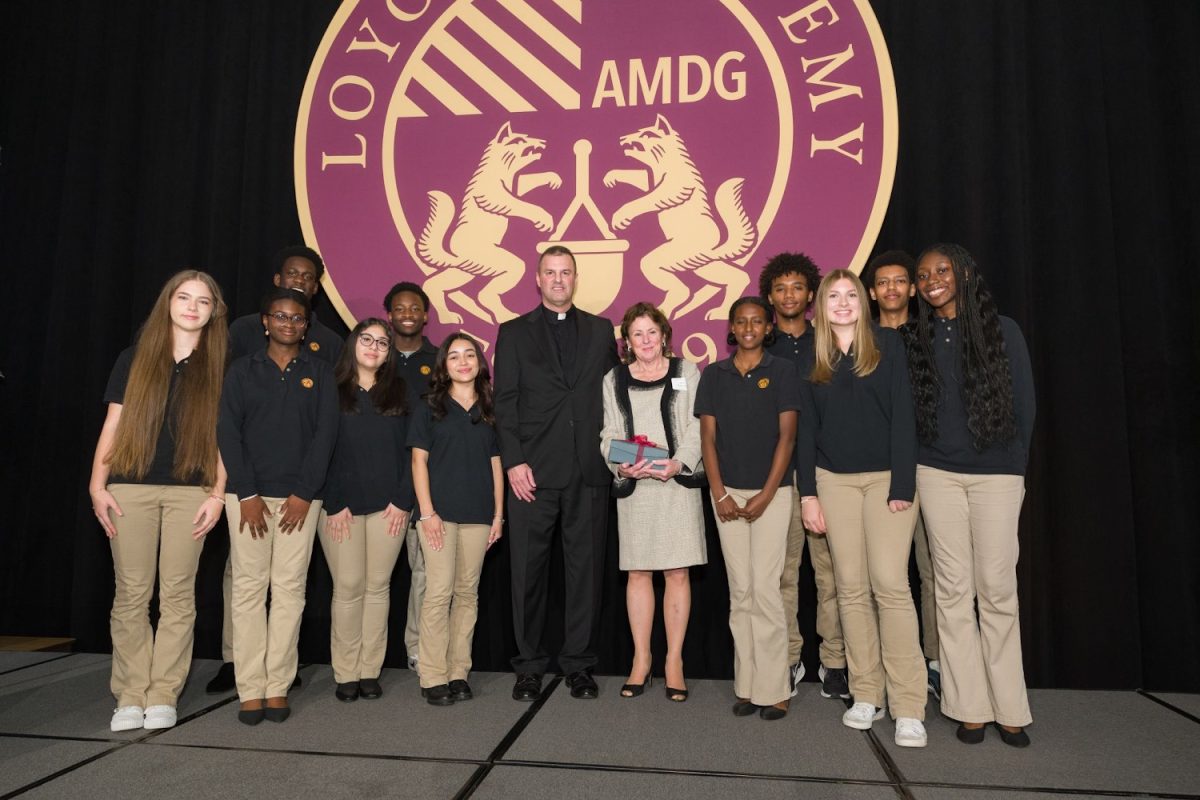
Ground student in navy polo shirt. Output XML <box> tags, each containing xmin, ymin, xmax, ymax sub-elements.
<box><xmin>695</xmin><ymin>296</ymin><xmax>800</xmax><ymax>721</ymax></box>
<box><xmin>408</xmin><ymin>333</ymin><xmax>503</xmax><ymax>706</ymax></box>
<box><xmin>89</xmin><ymin>271</ymin><xmax>229</xmax><ymax>733</ymax></box>
<box><xmin>905</xmin><ymin>244</ymin><xmax>1036</xmax><ymax>748</ymax></box>
<box><xmin>207</xmin><ymin>245</ymin><xmax>343</xmax><ymax>695</ymax></box>
<box><xmin>318</xmin><ymin>318</ymin><xmax>414</xmax><ymax>703</ymax></box>
<box><xmin>761</xmin><ymin>251</ymin><xmax>849</xmax><ymax>702</ymax></box>
<box><xmin>217</xmin><ymin>288</ymin><xmax>338</xmax><ymax>725</ymax></box>
<box><xmin>797</xmin><ymin>269</ymin><xmax>926</xmax><ymax>748</ymax></box>
<box><xmin>383</xmin><ymin>281</ymin><xmax>438</xmax><ymax>675</ymax></box>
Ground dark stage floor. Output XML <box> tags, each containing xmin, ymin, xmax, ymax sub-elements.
<box><xmin>1</xmin><ymin>654</ymin><xmax>1197</xmax><ymax>799</ymax></box>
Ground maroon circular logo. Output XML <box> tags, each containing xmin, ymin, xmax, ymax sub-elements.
<box><xmin>297</xmin><ymin>0</ymin><xmax>897</xmax><ymax>364</ymax></box>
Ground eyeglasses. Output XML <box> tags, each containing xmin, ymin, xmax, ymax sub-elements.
<box><xmin>268</xmin><ymin>312</ymin><xmax>308</xmax><ymax>325</ymax></box>
<box><xmin>358</xmin><ymin>333</ymin><xmax>390</xmax><ymax>351</ymax></box>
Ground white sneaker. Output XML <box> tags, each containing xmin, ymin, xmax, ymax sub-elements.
<box><xmin>110</xmin><ymin>706</ymin><xmax>144</xmax><ymax>732</ymax></box>
<box><xmin>788</xmin><ymin>661</ymin><xmax>806</xmax><ymax>697</ymax></box>
<box><xmin>894</xmin><ymin>717</ymin><xmax>927</xmax><ymax>748</ymax></box>
<box><xmin>842</xmin><ymin>702</ymin><xmax>885</xmax><ymax>730</ymax></box>
<box><xmin>143</xmin><ymin>705</ymin><xmax>177</xmax><ymax>730</ymax></box>
<box><xmin>407</xmin><ymin>655</ymin><xmax>419</xmax><ymax>676</ymax></box>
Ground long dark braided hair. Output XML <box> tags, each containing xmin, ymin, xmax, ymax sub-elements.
<box><xmin>904</xmin><ymin>244</ymin><xmax>1017</xmax><ymax>449</ymax></box>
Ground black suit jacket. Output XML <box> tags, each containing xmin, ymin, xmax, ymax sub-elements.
<box><xmin>494</xmin><ymin>306</ymin><xmax>618</xmax><ymax>488</ymax></box>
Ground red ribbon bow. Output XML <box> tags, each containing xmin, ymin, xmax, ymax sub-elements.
<box><xmin>628</xmin><ymin>434</ymin><xmax>659</xmax><ymax>461</ymax></box>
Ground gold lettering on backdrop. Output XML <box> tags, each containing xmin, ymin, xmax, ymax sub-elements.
<box><xmin>801</xmin><ymin>45</ymin><xmax>861</xmax><ymax>110</ymax></box>
<box><xmin>386</xmin><ymin>0</ymin><xmax>431</xmax><ymax>23</ymax></box>
<box><xmin>591</xmin><ymin>54</ymin><xmax>747</xmax><ymax>108</ymax></box>
<box><xmin>322</xmin><ymin>134</ymin><xmax>368</xmax><ymax>170</ymax></box>
<box><xmin>682</xmin><ymin>332</ymin><xmax>718</xmax><ymax>364</ymax></box>
<box><xmin>329</xmin><ymin>75</ymin><xmax>376</xmax><ymax>121</ymax></box>
<box><xmin>778</xmin><ymin>0</ymin><xmax>840</xmax><ymax>45</ymax></box>
<box><xmin>346</xmin><ymin>18</ymin><xmax>400</xmax><ymax>62</ymax></box>
<box><xmin>810</xmin><ymin>124</ymin><xmax>864</xmax><ymax>164</ymax></box>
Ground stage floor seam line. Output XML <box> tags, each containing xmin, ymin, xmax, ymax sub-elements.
<box><xmin>900</xmin><ymin>779</ymin><xmax>1200</xmax><ymax>800</ymax></box>
<box><xmin>0</xmin><ymin>654</ymin><xmax>74</xmax><ymax>677</ymax></box>
<box><xmin>1138</xmin><ymin>689</ymin><xmax>1200</xmax><ymax>726</ymax></box>
<box><xmin>136</xmin><ymin>738</ymin><xmax>489</xmax><ymax>767</ymax></box>
<box><xmin>0</xmin><ymin>736</ymin><xmax>134</xmax><ymax>800</ymax></box>
<box><xmin>490</xmin><ymin>757</ymin><xmax>903</xmax><ymax>787</ymax></box>
<box><xmin>454</xmin><ymin>675</ymin><xmax>563</xmax><ymax>799</ymax></box>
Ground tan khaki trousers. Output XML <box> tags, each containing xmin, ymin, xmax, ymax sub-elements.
<box><xmin>225</xmin><ymin>495</ymin><xmax>321</xmax><ymax>701</ymax></box>
<box><xmin>107</xmin><ymin>484</ymin><xmax>208</xmax><ymax>707</ymax></box>
<box><xmin>404</xmin><ymin>523</ymin><xmax>426</xmax><ymax>661</ymax></box>
<box><xmin>916</xmin><ymin>466</ymin><xmax>1031</xmax><ymax>727</ymax></box>
<box><xmin>221</xmin><ymin>555</ymin><xmax>233</xmax><ymax>662</ymax></box>
<box><xmin>416</xmin><ymin>521</ymin><xmax>490</xmax><ymax>686</ymax></box>
<box><xmin>317</xmin><ymin>509</ymin><xmax>405</xmax><ymax>684</ymax></box>
<box><xmin>912</xmin><ymin>511</ymin><xmax>940</xmax><ymax>661</ymax></box>
<box><xmin>782</xmin><ymin>486</ymin><xmax>846</xmax><ymax>668</ymax></box>
<box><xmin>817</xmin><ymin>468</ymin><xmax>927</xmax><ymax>719</ymax></box>
<box><xmin>713</xmin><ymin>488</ymin><xmax>792</xmax><ymax>706</ymax></box>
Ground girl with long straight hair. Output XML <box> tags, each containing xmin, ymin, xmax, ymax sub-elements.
<box><xmin>695</xmin><ymin>296</ymin><xmax>800</xmax><ymax>721</ymax></box>
<box><xmin>89</xmin><ymin>270</ymin><xmax>229</xmax><ymax>733</ymax></box>
<box><xmin>798</xmin><ymin>269</ymin><xmax>927</xmax><ymax>747</ymax></box>
<box><xmin>319</xmin><ymin>318</ymin><xmax>413</xmax><ymax>703</ymax></box>
<box><xmin>904</xmin><ymin>244</ymin><xmax>1036</xmax><ymax>747</ymax></box>
<box><xmin>408</xmin><ymin>333</ymin><xmax>503</xmax><ymax>706</ymax></box>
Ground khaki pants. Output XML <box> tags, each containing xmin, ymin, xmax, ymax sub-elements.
<box><xmin>417</xmin><ymin>521</ymin><xmax>490</xmax><ymax>687</ymax></box>
<box><xmin>221</xmin><ymin>556</ymin><xmax>233</xmax><ymax>662</ymax></box>
<box><xmin>225</xmin><ymin>495</ymin><xmax>321</xmax><ymax>701</ymax></box>
<box><xmin>916</xmin><ymin>466</ymin><xmax>1031</xmax><ymax>727</ymax></box>
<box><xmin>781</xmin><ymin>486</ymin><xmax>846</xmax><ymax>668</ymax></box>
<box><xmin>317</xmin><ymin>509</ymin><xmax>405</xmax><ymax>684</ymax></box>
<box><xmin>404</xmin><ymin>523</ymin><xmax>426</xmax><ymax>661</ymax></box>
<box><xmin>817</xmin><ymin>468</ymin><xmax>927</xmax><ymax>719</ymax></box>
<box><xmin>912</xmin><ymin>512</ymin><xmax>940</xmax><ymax>661</ymax></box>
<box><xmin>107</xmin><ymin>484</ymin><xmax>208</xmax><ymax>707</ymax></box>
<box><xmin>713</xmin><ymin>488</ymin><xmax>792</xmax><ymax>707</ymax></box>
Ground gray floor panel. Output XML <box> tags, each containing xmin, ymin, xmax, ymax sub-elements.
<box><xmin>0</xmin><ymin>736</ymin><xmax>118</xmax><ymax>796</ymax></box>
<box><xmin>155</xmin><ymin>667</ymin><xmax>528</xmax><ymax>760</ymax></box>
<box><xmin>475</xmin><ymin>764</ymin><xmax>899</xmax><ymax>800</ymax></box>
<box><xmin>16</xmin><ymin>742</ymin><xmax>476</xmax><ymax>800</ymax></box>
<box><xmin>0</xmin><ymin>652</ymin><xmax>72</xmax><ymax>674</ymax></box>
<box><xmin>881</xmin><ymin>689</ymin><xmax>1200</xmax><ymax>796</ymax></box>
<box><xmin>500</xmin><ymin>677</ymin><xmax>889</xmax><ymax>781</ymax></box>
<box><xmin>910</xmin><ymin>789</ymin><xmax>1117</xmax><ymax>800</ymax></box>
<box><xmin>1151</xmin><ymin>691</ymin><xmax>1200</xmax><ymax>720</ymax></box>
<box><xmin>0</xmin><ymin>656</ymin><xmax>234</xmax><ymax>739</ymax></box>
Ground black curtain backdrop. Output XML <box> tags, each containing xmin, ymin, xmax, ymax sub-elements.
<box><xmin>2</xmin><ymin>1</ymin><xmax>1197</xmax><ymax>692</ymax></box>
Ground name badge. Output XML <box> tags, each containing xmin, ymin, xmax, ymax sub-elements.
<box><xmin>671</xmin><ymin>377</ymin><xmax>688</xmax><ymax>391</ymax></box>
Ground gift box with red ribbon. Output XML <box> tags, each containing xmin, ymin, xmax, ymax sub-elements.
<box><xmin>608</xmin><ymin>434</ymin><xmax>669</xmax><ymax>470</ymax></box>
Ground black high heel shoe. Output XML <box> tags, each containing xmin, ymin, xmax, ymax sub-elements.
<box><xmin>665</xmin><ymin>685</ymin><xmax>689</xmax><ymax>702</ymax></box>
<box><xmin>620</xmin><ymin>674</ymin><xmax>653</xmax><ymax>697</ymax></box>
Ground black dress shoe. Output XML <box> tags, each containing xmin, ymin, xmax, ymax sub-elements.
<box><xmin>760</xmin><ymin>702</ymin><xmax>788</xmax><ymax>721</ymax></box>
<box><xmin>732</xmin><ymin>699</ymin><xmax>758</xmax><ymax>717</ymax></box>
<box><xmin>335</xmin><ymin>681</ymin><xmax>360</xmax><ymax>702</ymax></box>
<box><xmin>566</xmin><ymin>670</ymin><xmax>599</xmax><ymax>699</ymax></box>
<box><xmin>956</xmin><ymin>723</ymin><xmax>986</xmax><ymax>744</ymax></box>
<box><xmin>291</xmin><ymin>673</ymin><xmax>303</xmax><ymax>689</ymax></box>
<box><xmin>512</xmin><ymin>673</ymin><xmax>542</xmax><ymax>702</ymax></box>
<box><xmin>448</xmin><ymin>679</ymin><xmax>473</xmax><ymax>701</ymax></box>
<box><xmin>206</xmin><ymin>662</ymin><xmax>236</xmax><ymax>694</ymax></box>
<box><xmin>422</xmin><ymin>684</ymin><xmax>455</xmax><ymax>706</ymax></box>
<box><xmin>359</xmin><ymin>678</ymin><xmax>382</xmax><ymax>699</ymax></box>
<box><xmin>993</xmin><ymin>723</ymin><xmax>1031</xmax><ymax>748</ymax></box>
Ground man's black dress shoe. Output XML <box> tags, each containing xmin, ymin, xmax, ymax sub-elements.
<box><xmin>359</xmin><ymin>678</ymin><xmax>382</xmax><ymax>699</ymax></box>
<box><xmin>449</xmin><ymin>679</ymin><xmax>473</xmax><ymax>701</ymax></box>
<box><xmin>422</xmin><ymin>684</ymin><xmax>455</xmax><ymax>706</ymax></box>
<box><xmin>335</xmin><ymin>681</ymin><xmax>360</xmax><ymax>702</ymax></box>
<box><xmin>512</xmin><ymin>673</ymin><xmax>542</xmax><ymax>701</ymax></box>
<box><xmin>956</xmin><ymin>723</ymin><xmax>986</xmax><ymax>744</ymax></box>
<box><xmin>566</xmin><ymin>670</ymin><xmax>598</xmax><ymax>699</ymax></box>
<box><xmin>206</xmin><ymin>662</ymin><xmax>236</xmax><ymax>694</ymax></box>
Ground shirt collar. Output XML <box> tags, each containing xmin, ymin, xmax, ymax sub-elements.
<box><xmin>714</xmin><ymin>350</ymin><xmax>776</xmax><ymax>373</ymax></box>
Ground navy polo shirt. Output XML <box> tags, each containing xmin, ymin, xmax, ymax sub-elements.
<box><xmin>103</xmin><ymin>346</ymin><xmax>201</xmax><ymax>486</ymax></box>
<box><xmin>228</xmin><ymin>310</ymin><xmax>344</xmax><ymax>366</ymax></box>
<box><xmin>767</xmin><ymin>327</ymin><xmax>815</xmax><ymax>379</ymax></box>
<box><xmin>217</xmin><ymin>350</ymin><xmax>338</xmax><ymax>501</ymax></box>
<box><xmin>693</xmin><ymin>351</ymin><xmax>802</xmax><ymax>489</ymax></box>
<box><xmin>393</xmin><ymin>336</ymin><xmax>438</xmax><ymax>408</ymax></box>
<box><xmin>406</xmin><ymin>400</ymin><xmax>500</xmax><ymax>525</ymax></box>
<box><xmin>322</xmin><ymin>389</ymin><xmax>415</xmax><ymax>516</ymax></box>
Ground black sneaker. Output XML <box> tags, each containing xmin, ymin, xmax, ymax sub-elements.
<box><xmin>449</xmin><ymin>679</ymin><xmax>473</xmax><ymax>701</ymax></box>
<box><xmin>927</xmin><ymin>660</ymin><xmax>942</xmax><ymax>700</ymax></box>
<box><xmin>422</xmin><ymin>684</ymin><xmax>455</xmax><ymax>706</ymax></box>
<box><xmin>205</xmin><ymin>662</ymin><xmax>236</xmax><ymax>694</ymax></box>
<box><xmin>819</xmin><ymin>665</ymin><xmax>850</xmax><ymax>699</ymax></box>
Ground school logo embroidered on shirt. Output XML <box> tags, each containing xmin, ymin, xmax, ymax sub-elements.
<box><xmin>309</xmin><ymin>342</ymin><xmax>320</xmax><ymax>352</ymax></box>
<box><xmin>420</xmin><ymin>365</ymin><xmax>432</xmax><ymax>376</ymax></box>
<box><xmin>757</xmin><ymin>378</ymin><xmax>770</xmax><ymax>389</ymax></box>
<box><xmin>301</xmin><ymin>378</ymin><xmax>315</xmax><ymax>389</ymax></box>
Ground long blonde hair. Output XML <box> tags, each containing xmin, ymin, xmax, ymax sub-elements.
<box><xmin>107</xmin><ymin>270</ymin><xmax>228</xmax><ymax>485</ymax></box>
<box><xmin>810</xmin><ymin>269</ymin><xmax>880</xmax><ymax>384</ymax></box>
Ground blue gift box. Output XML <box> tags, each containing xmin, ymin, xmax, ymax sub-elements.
<box><xmin>609</xmin><ymin>438</ymin><xmax>669</xmax><ymax>470</ymax></box>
